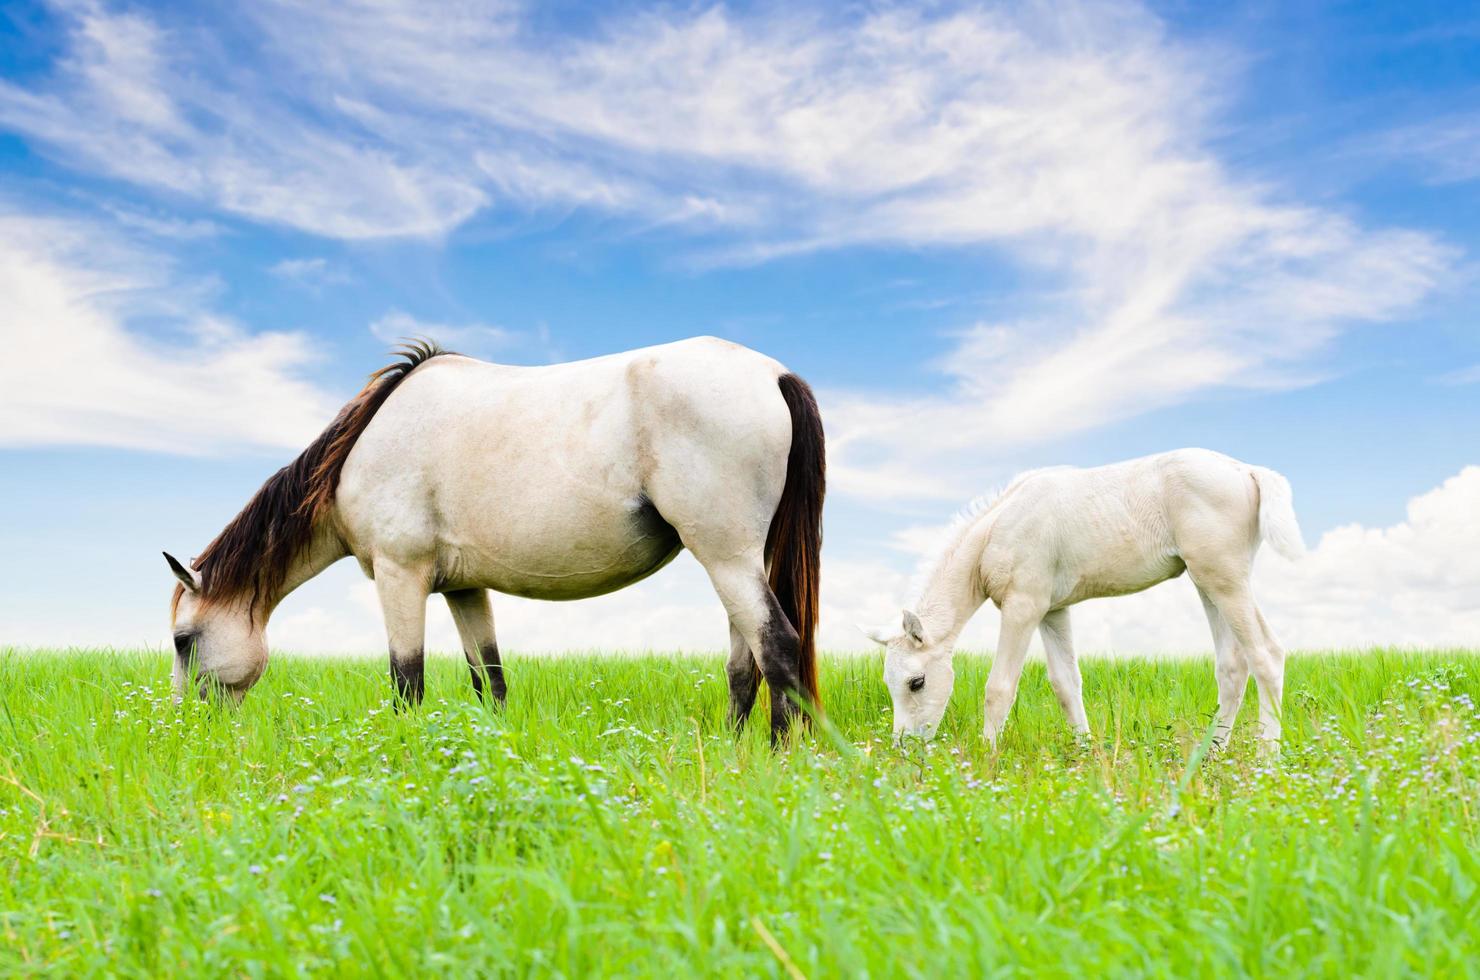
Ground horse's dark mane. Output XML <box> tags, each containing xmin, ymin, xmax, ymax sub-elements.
<box><xmin>177</xmin><ymin>340</ymin><xmax>451</xmax><ymax>618</ymax></box>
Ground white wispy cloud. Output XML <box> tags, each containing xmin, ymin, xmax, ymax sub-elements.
<box><xmin>0</xmin><ymin>206</ymin><xmax>339</xmax><ymax>453</ymax></box>
<box><xmin>98</xmin><ymin>202</ymin><xmax>222</xmax><ymax>240</ymax></box>
<box><xmin>0</xmin><ymin>2</ymin><xmax>486</xmax><ymax>238</ymax></box>
<box><xmin>825</xmin><ymin>217</ymin><xmax>1448</xmax><ymax>499</ymax></box>
<box><xmin>0</xmin><ymin>0</ymin><xmax>1455</xmax><ymax>499</ymax></box>
<box><xmin>1385</xmin><ymin>113</ymin><xmax>1480</xmax><ymax>184</ymax></box>
<box><xmin>1438</xmin><ymin>363</ymin><xmax>1480</xmax><ymax>385</ymax></box>
<box><xmin>269</xmin><ymin>257</ymin><xmax>352</xmax><ymax>287</ymax></box>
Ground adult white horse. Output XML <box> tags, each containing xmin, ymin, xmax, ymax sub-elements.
<box><xmin>866</xmin><ymin>449</ymin><xmax>1304</xmax><ymax>753</ymax></box>
<box><xmin>165</xmin><ymin>337</ymin><xmax>824</xmax><ymax>742</ymax></box>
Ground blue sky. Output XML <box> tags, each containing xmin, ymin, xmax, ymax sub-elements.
<box><xmin>2</xmin><ymin>0</ymin><xmax>1478</xmax><ymax>655</ymax></box>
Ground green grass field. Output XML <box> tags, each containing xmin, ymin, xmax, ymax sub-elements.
<box><xmin>2</xmin><ymin>649</ymin><xmax>1477</xmax><ymax>977</ymax></box>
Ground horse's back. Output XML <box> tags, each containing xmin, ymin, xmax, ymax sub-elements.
<box><xmin>343</xmin><ymin>336</ymin><xmax>784</xmax><ymax>485</ymax></box>
<box><xmin>334</xmin><ymin>337</ymin><xmax>794</xmax><ymax>597</ymax></box>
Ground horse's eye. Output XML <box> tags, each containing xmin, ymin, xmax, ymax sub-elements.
<box><xmin>173</xmin><ymin>632</ymin><xmax>198</xmax><ymax>658</ymax></box>
<box><xmin>908</xmin><ymin>676</ymin><xmax>926</xmax><ymax>693</ymax></box>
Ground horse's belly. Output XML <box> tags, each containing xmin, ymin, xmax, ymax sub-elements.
<box><xmin>440</xmin><ymin>497</ymin><xmax>683</xmax><ymax>600</ymax></box>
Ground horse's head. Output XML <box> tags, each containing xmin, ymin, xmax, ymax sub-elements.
<box><xmin>865</xmin><ymin>609</ymin><xmax>956</xmax><ymax>742</ymax></box>
<box><xmin>165</xmin><ymin>552</ymin><xmax>267</xmax><ymax>703</ymax></box>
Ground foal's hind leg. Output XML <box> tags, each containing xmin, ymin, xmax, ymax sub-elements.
<box><xmin>1198</xmin><ymin>586</ymin><xmax>1248</xmax><ymax>750</ymax></box>
<box><xmin>445</xmin><ymin>588</ymin><xmax>506</xmax><ymax>705</ymax></box>
<box><xmin>725</xmin><ymin>621</ymin><xmax>761</xmax><ymax>733</ymax></box>
<box><xmin>374</xmin><ymin>559</ymin><xmax>431</xmax><ymax>706</ymax></box>
<box><xmin>1039</xmin><ymin>608</ymin><xmax>1089</xmax><ymax>737</ymax></box>
<box><xmin>1252</xmin><ymin>604</ymin><xmax>1287</xmax><ymax>748</ymax></box>
<box><xmin>1187</xmin><ymin>566</ymin><xmax>1283</xmax><ymax>756</ymax></box>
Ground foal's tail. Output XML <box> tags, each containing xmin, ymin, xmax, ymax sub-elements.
<box><xmin>767</xmin><ymin>373</ymin><xmax>826</xmax><ymax>714</ymax></box>
<box><xmin>1250</xmin><ymin>465</ymin><xmax>1306</xmax><ymax>561</ymax></box>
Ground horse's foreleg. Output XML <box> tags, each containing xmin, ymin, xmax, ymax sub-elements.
<box><xmin>725</xmin><ymin>621</ymin><xmax>761</xmax><ymax>734</ymax></box>
<box><xmin>983</xmin><ymin>596</ymin><xmax>1045</xmax><ymax>748</ymax></box>
<box><xmin>1039</xmin><ymin>608</ymin><xmax>1089</xmax><ymax>737</ymax></box>
<box><xmin>374</xmin><ymin>560</ymin><xmax>430</xmax><ymax>707</ymax></box>
<box><xmin>445</xmin><ymin>588</ymin><xmax>505</xmax><ymax>705</ymax></box>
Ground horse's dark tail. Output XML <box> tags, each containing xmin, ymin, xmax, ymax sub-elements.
<box><xmin>766</xmin><ymin>373</ymin><xmax>826</xmax><ymax>716</ymax></box>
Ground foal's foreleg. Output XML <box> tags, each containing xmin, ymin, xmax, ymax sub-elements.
<box><xmin>1039</xmin><ymin>608</ymin><xmax>1089</xmax><ymax>737</ymax></box>
<box><xmin>983</xmin><ymin>596</ymin><xmax>1046</xmax><ymax>748</ymax></box>
<box><xmin>445</xmin><ymin>588</ymin><xmax>506</xmax><ymax>705</ymax></box>
<box><xmin>374</xmin><ymin>560</ymin><xmax>431</xmax><ymax>707</ymax></box>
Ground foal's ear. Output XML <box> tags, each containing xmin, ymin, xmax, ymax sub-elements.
<box><xmin>164</xmin><ymin>552</ymin><xmax>201</xmax><ymax>593</ymax></box>
<box><xmin>902</xmin><ymin>609</ymin><xmax>928</xmax><ymax>646</ymax></box>
<box><xmin>859</xmin><ymin>623</ymin><xmax>894</xmax><ymax>646</ymax></box>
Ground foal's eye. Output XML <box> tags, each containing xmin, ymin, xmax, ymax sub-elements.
<box><xmin>907</xmin><ymin>676</ymin><xmax>926</xmax><ymax>693</ymax></box>
<box><xmin>173</xmin><ymin>632</ymin><xmax>197</xmax><ymax>658</ymax></box>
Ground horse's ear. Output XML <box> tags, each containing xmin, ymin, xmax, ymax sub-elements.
<box><xmin>902</xmin><ymin>609</ymin><xmax>928</xmax><ymax>646</ymax></box>
<box><xmin>859</xmin><ymin>623</ymin><xmax>893</xmax><ymax>646</ymax></box>
<box><xmin>164</xmin><ymin>552</ymin><xmax>201</xmax><ymax>593</ymax></box>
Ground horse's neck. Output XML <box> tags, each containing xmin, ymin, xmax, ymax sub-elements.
<box><xmin>915</xmin><ymin>518</ymin><xmax>992</xmax><ymax>646</ymax></box>
<box><xmin>262</xmin><ymin>526</ymin><xmax>349</xmax><ymax>619</ymax></box>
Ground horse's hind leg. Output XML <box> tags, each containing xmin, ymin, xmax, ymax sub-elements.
<box><xmin>1038</xmin><ymin>608</ymin><xmax>1089</xmax><ymax>737</ymax></box>
<box><xmin>702</xmin><ymin>557</ymin><xmax>805</xmax><ymax>746</ymax></box>
<box><xmin>1198</xmin><ymin>585</ymin><xmax>1248</xmax><ymax>749</ymax></box>
<box><xmin>445</xmin><ymin>588</ymin><xmax>506</xmax><ymax>705</ymax></box>
<box><xmin>725</xmin><ymin>621</ymin><xmax>761</xmax><ymax>733</ymax></box>
<box><xmin>374</xmin><ymin>559</ymin><xmax>431</xmax><ymax>707</ymax></box>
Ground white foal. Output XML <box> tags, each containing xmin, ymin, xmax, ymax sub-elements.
<box><xmin>866</xmin><ymin>449</ymin><xmax>1305</xmax><ymax>754</ymax></box>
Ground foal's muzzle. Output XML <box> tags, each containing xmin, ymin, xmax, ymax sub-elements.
<box><xmin>893</xmin><ymin>721</ymin><xmax>938</xmax><ymax>746</ymax></box>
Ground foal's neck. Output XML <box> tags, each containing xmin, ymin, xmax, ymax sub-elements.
<box><xmin>914</xmin><ymin>516</ymin><xmax>993</xmax><ymax>648</ymax></box>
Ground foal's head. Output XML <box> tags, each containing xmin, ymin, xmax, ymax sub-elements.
<box><xmin>165</xmin><ymin>552</ymin><xmax>267</xmax><ymax>703</ymax></box>
<box><xmin>866</xmin><ymin>610</ymin><xmax>956</xmax><ymax>741</ymax></box>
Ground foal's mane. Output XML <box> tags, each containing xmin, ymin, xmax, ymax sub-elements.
<box><xmin>174</xmin><ymin>340</ymin><xmax>451</xmax><ymax>618</ymax></box>
<box><xmin>908</xmin><ymin>468</ymin><xmax>1054</xmax><ymax>603</ymax></box>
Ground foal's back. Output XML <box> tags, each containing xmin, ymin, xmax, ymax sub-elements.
<box><xmin>985</xmin><ymin>449</ymin><xmax>1259</xmax><ymax>607</ymax></box>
